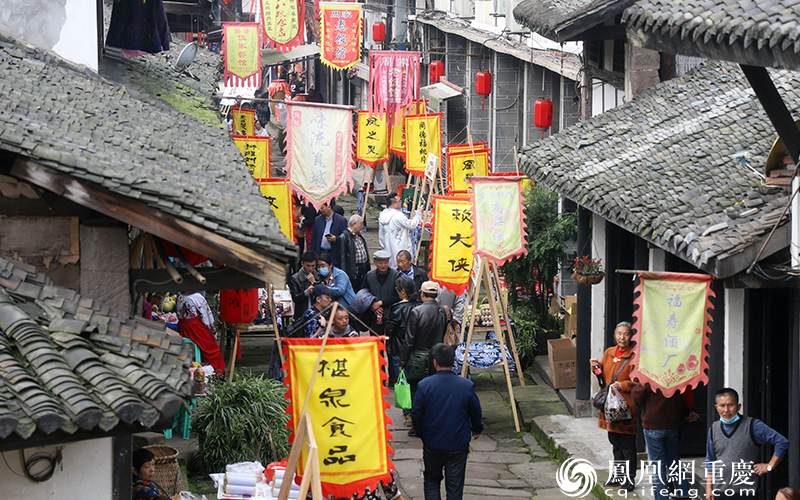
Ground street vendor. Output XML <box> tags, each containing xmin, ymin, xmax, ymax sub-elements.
<box><xmin>177</xmin><ymin>292</ymin><xmax>225</xmax><ymax>374</ymax></box>
<box><xmin>132</xmin><ymin>448</ymin><xmax>170</xmax><ymax>500</ymax></box>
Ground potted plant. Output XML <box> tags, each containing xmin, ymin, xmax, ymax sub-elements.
<box><xmin>572</xmin><ymin>255</ymin><xmax>604</xmax><ymax>285</ymax></box>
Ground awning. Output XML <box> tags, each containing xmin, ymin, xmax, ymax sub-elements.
<box><xmin>420</xmin><ymin>81</ymin><xmax>464</xmax><ymax>112</ymax></box>
<box><xmin>261</xmin><ymin>44</ymin><xmax>321</xmax><ymax>66</ymax></box>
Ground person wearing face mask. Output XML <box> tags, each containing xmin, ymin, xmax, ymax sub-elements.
<box><xmin>589</xmin><ymin>321</ymin><xmax>638</xmax><ymax>491</ymax></box>
<box><xmin>316</xmin><ymin>253</ymin><xmax>354</xmax><ymax>308</ymax></box>
<box><xmin>705</xmin><ymin>388</ymin><xmax>788</xmax><ymax>500</ymax></box>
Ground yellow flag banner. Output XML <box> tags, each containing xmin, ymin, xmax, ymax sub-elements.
<box><xmin>630</xmin><ymin>272</ymin><xmax>714</xmax><ymax>397</ymax></box>
<box><xmin>232</xmin><ymin>135</ymin><xmax>271</xmax><ymax>179</ymax></box>
<box><xmin>257</xmin><ymin>179</ymin><xmax>295</xmax><ymax>241</ymax></box>
<box><xmin>286</xmin><ymin>102</ymin><xmax>355</xmax><ymax>210</ymax></box>
<box><xmin>389</xmin><ymin>109</ymin><xmax>406</xmax><ymax>158</ymax></box>
<box><xmin>261</xmin><ymin>0</ymin><xmax>305</xmax><ymax>52</ymax></box>
<box><xmin>222</xmin><ymin>23</ymin><xmax>262</xmax><ymax>87</ymax></box>
<box><xmin>283</xmin><ymin>337</ymin><xmax>394</xmax><ymax>499</ymax></box>
<box><xmin>430</xmin><ymin>196</ymin><xmax>474</xmax><ymax>294</ymax></box>
<box><xmin>320</xmin><ymin>3</ymin><xmax>362</xmax><ymax>70</ymax></box>
<box><xmin>356</xmin><ymin>111</ymin><xmax>389</xmax><ymax>167</ymax></box>
<box><xmin>470</xmin><ymin>177</ymin><xmax>527</xmax><ymax>265</ymax></box>
<box><xmin>446</xmin><ymin>142</ymin><xmax>488</xmax><ymax>156</ymax></box>
<box><xmin>404</xmin><ymin>114</ymin><xmax>442</xmax><ymax>175</ymax></box>
<box><xmin>447</xmin><ymin>150</ymin><xmax>490</xmax><ymax>194</ymax></box>
<box><xmin>232</xmin><ymin>107</ymin><xmax>255</xmax><ymax>136</ymax></box>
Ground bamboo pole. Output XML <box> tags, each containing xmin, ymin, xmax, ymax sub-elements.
<box><xmin>361</xmin><ymin>165</ymin><xmax>376</xmax><ymax>220</ymax></box>
<box><xmin>227</xmin><ymin>324</ymin><xmax>240</xmax><ymax>383</ymax></box>
<box><xmin>489</xmin><ymin>261</ymin><xmax>525</xmax><ymax>387</ymax></box>
<box><xmin>460</xmin><ymin>258</ymin><xmax>485</xmax><ymax>378</ymax></box>
<box><xmin>300</xmin><ymin>302</ymin><xmax>339</xmax><ymax>416</ymax></box>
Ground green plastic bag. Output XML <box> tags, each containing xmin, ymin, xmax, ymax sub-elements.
<box><xmin>394</xmin><ymin>371</ymin><xmax>412</xmax><ymax>409</ymax></box>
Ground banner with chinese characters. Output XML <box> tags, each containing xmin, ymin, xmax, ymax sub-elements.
<box><xmin>232</xmin><ymin>136</ymin><xmax>271</xmax><ymax>179</ymax></box>
<box><xmin>447</xmin><ymin>149</ymin><xmax>490</xmax><ymax>194</ymax></box>
<box><xmin>222</xmin><ymin>23</ymin><xmax>262</xmax><ymax>87</ymax></box>
<box><xmin>283</xmin><ymin>337</ymin><xmax>394</xmax><ymax>499</ymax></box>
<box><xmin>232</xmin><ymin>107</ymin><xmax>255</xmax><ymax>136</ymax></box>
<box><xmin>320</xmin><ymin>3</ymin><xmax>362</xmax><ymax>70</ymax></box>
<box><xmin>470</xmin><ymin>177</ymin><xmax>527</xmax><ymax>265</ymax></box>
<box><xmin>285</xmin><ymin>102</ymin><xmax>355</xmax><ymax>210</ymax></box>
<box><xmin>430</xmin><ymin>196</ymin><xmax>474</xmax><ymax>294</ymax></box>
<box><xmin>261</xmin><ymin>0</ymin><xmax>305</xmax><ymax>52</ymax></box>
<box><xmin>258</xmin><ymin>179</ymin><xmax>295</xmax><ymax>241</ymax></box>
<box><xmin>404</xmin><ymin>114</ymin><xmax>442</xmax><ymax>175</ymax></box>
<box><xmin>369</xmin><ymin>51</ymin><xmax>420</xmax><ymax>118</ymax></box>
<box><xmin>630</xmin><ymin>272</ymin><xmax>714</xmax><ymax>397</ymax></box>
<box><xmin>356</xmin><ymin>111</ymin><xmax>389</xmax><ymax>167</ymax></box>
<box><xmin>447</xmin><ymin>142</ymin><xmax>488</xmax><ymax>157</ymax></box>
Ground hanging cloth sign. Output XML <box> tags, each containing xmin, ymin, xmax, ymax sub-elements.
<box><xmin>283</xmin><ymin>337</ymin><xmax>394</xmax><ymax>499</ymax></box>
<box><xmin>447</xmin><ymin>142</ymin><xmax>489</xmax><ymax>157</ymax></box>
<box><xmin>222</xmin><ymin>23</ymin><xmax>262</xmax><ymax>88</ymax></box>
<box><xmin>285</xmin><ymin>102</ymin><xmax>355</xmax><ymax>210</ymax></box>
<box><xmin>470</xmin><ymin>177</ymin><xmax>527</xmax><ymax>265</ymax></box>
<box><xmin>404</xmin><ymin>114</ymin><xmax>442</xmax><ymax>175</ymax></box>
<box><xmin>320</xmin><ymin>3</ymin><xmax>362</xmax><ymax>70</ymax></box>
<box><xmin>232</xmin><ymin>135</ymin><xmax>271</xmax><ymax>179</ymax></box>
<box><xmin>258</xmin><ymin>179</ymin><xmax>295</xmax><ymax>241</ymax></box>
<box><xmin>369</xmin><ymin>51</ymin><xmax>420</xmax><ymax>118</ymax></box>
<box><xmin>447</xmin><ymin>149</ymin><xmax>490</xmax><ymax>194</ymax></box>
<box><xmin>430</xmin><ymin>196</ymin><xmax>474</xmax><ymax>294</ymax></box>
<box><xmin>630</xmin><ymin>272</ymin><xmax>714</xmax><ymax>397</ymax></box>
<box><xmin>261</xmin><ymin>0</ymin><xmax>305</xmax><ymax>52</ymax></box>
<box><xmin>389</xmin><ymin>109</ymin><xmax>407</xmax><ymax>158</ymax></box>
<box><xmin>356</xmin><ymin>111</ymin><xmax>389</xmax><ymax>167</ymax></box>
<box><xmin>231</xmin><ymin>107</ymin><xmax>256</xmax><ymax>136</ymax></box>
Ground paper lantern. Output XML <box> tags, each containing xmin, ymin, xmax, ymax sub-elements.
<box><xmin>475</xmin><ymin>72</ymin><xmax>491</xmax><ymax>96</ymax></box>
<box><xmin>373</xmin><ymin>22</ymin><xmax>386</xmax><ymax>42</ymax></box>
<box><xmin>534</xmin><ymin>99</ymin><xmax>553</xmax><ymax>130</ymax></box>
<box><xmin>430</xmin><ymin>61</ymin><xmax>444</xmax><ymax>83</ymax></box>
<box><xmin>220</xmin><ymin>289</ymin><xmax>259</xmax><ymax>324</ymax></box>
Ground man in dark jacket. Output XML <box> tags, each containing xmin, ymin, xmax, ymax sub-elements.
<box><xmin>396</xmin><ymin>250</ymin><xmax>428</xmax><ymax>300</ymax></box>
<box><xmin>310</xmin><ymin>201</ymin><xmax>347</xmax><ymax>267</ymax></box>
<box><xmin>338</xmin><ymin>215</ymin><xmax>370</xmax><ymax>293</ymax></box>
<box><xmin>287</xmin><ymin>251</ymin><xmax>320</xmax><ymax>322</ymax></box>
<box><xmin>359</xmin><ymin>249</ymin><xmax>400</xmax><ymax>336</ymax></box>
<box><xmin>412</xmin><ymin>343</ymin><xmax>482</xmax><ymax>500</ymax></box>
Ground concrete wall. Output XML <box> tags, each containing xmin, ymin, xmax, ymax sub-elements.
<box><xmin>469</xmin><ymin>41</ymin><xmax>491</xmax><ymax>145</ymax></box>
<box><xmin>625</xmin><ymin>45</ymin><xmax>660</xmax><ymax>101</ymax></box>
<box><xmin>445</xmin><ymin>34</ymin><xmax>469</xmax><ymax>144</ymax></box>
<box><xmin>0</xmin><ymin>438</ymin><xmax>112</xmax><ymax>498</ymax></box>
<box><xmin>80</xmin><ymin>225</ymin><xmax>131</xmax><ymax>314</ymax></box>
<box><xmin>493</xmin><ymin>52</ymin><xmax>521</xmax><ymax>172</ymax></box>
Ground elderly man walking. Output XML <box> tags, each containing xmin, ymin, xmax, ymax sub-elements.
<box><xmin>379</xmin><ymin>193</ymin><xmax>422</xmax><ymax>269</ymax></box>
<box><xmin>338</xmin><ymin>215</ymin><xmax>370</xmax><ymax>292</ymax></box>
<box><xmin>412</xmin><ymin>343</ymin><xmax>482</xmax><ymax>500</ymax></box>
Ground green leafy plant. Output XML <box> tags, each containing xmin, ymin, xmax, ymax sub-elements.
<box><xmin>191</xmin><ymin>372</ymin><xmax>291</xmax><ymax>475</ymax></box>
<box><xmin>510</xmin><ymin>306</ymin><xmax>538</xmax><ymax>368</ymax></box>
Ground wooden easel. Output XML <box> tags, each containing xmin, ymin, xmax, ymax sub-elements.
<box><xmin>460</xmin><ymin>258</ymin><xmax>523</xmax><ymax>432</ymax></box>
<box><xmin>277</xmin><ymin>412</ymin><xmax>323</xmax><ymax>500</ymax></box>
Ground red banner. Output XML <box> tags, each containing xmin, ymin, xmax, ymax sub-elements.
<box><xmin>320</xmin><ymin>3</ymin><xmax>362</xmax><ymax>70</ymax></box>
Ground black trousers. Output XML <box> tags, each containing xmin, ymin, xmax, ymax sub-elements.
<box><xmin>607</xmin><ymin>431</ymin><xmax>637</xmax><ymax>482</ymax></box>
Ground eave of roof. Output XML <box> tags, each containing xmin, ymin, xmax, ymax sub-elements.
<box><xmin>513</xmin><ymin>0</ymin><xmax>636</xmax><ymax>42</ymax></box>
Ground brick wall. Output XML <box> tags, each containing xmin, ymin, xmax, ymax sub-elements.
<box><xmin>493</xmin><ymin>53</ymin><xmax>521</xmax><ymax>172</ymax></box>
<box><xmin>445</xmin><ymin>34</ymin><xmax>469</xmax><ymax>144</ymax></box>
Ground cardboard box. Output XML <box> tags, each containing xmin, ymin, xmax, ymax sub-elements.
<box><xmin>563</xmin><ymin>295</ymin><xmax>577</xmax><ymax>336</ymax></box>
<box><xmin>548</xmin><ymin>338</ymin><xmax>576</xmax><ymax>389</ymax></box>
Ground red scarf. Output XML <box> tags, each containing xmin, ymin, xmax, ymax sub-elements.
<box><xmin>615</xmin><ymin>346</ymin><xmax>631</xmax><ymax>358</ymax></box>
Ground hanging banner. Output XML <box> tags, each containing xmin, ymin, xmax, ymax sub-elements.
<box><xmin>404</xmin><ymin>114</ymin><xmax>442</xmax><ymax>175</ymax></box>
<box><xmin>232</xmin><ymin>107</ymin><xmax>256</xmax><ymax>136</ymax></box>
<box><xmin>447</xmin><ymin>150</ymin><xmax>490</xmax><ymax>194</ymax></box>
<box><xmin>470</xmin><ymin>177</ymin><xmax>527</xmax><ymax>265</ymax></box>
<box><xmin>286</xmin><ymin>102</ymin><xmax>355</xmax><ymax>210</ymax></box>
<box><xmin>222</xmin><ymin>23</ymin><xmax>262</xmax><ymax>88</ymax></box>
<box><xmin>630</xmin><ymin>272</ymin><xmax>714</xmax><ymax>397</ymax></box>
<box><xmin>369</xmin><ymin>51</ymin><xmax>420</xmax><ymax>118</ymax></box>
<box><xmin>232</xmin><ymin>135</ymin><xmax>271</xmax><ymax>179</ymax></box>
<box><xmin>430</xmin><ymin>196</ymin><xmax>474</xmax><ymax>294</ymax></box>
<box><xmin>261</xmin><ymin>0</ymin><xmax>305</xmax><ymax>52</ymax></box>
<box><xmin>258</xmin><ymin>179</ymin><xmax>295</xmax><ymax>241</ymax></box>
<box><xmin>389</xmin><ymin>109</ymin><xmax>407</xmax><ymax>158</ymax></box>
<box><xmin>356</xmin><ymin>111</ymin><xmax>389</xmax><ymax>167</ymax></box>
<box><xmin>283</xmin><ymin>337</ymin><xmax>394</xmax><ymax>499</ymax></box>
<box><xmin>320</xmin><ymin>3</ymin><xmax>362</xmax><ymax>70</ymax></box>
<box><xmin>447</xmin><ymin>142</ymin><xmax>489</xmax><ymax>156</ymax></box>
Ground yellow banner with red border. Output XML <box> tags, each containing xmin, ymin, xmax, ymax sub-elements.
<box><xmin>257</xmin><ymin>179</ymin><xmax>295</xmax><ymax>242</ymax></box>
<box><xmin>232</xmin><ymin>135</ymin><xmax>271</xmax><ymax>178</ymax></box>
<box><xmin>356</xmin><ymin>111</ymin><xmax>389</xmax><ymax>167</ymax></box>
<box><xmin>404</xmin><ymin>113</ymin><xmax>442</xmax><ymax>175</ymax></box>
<box><xmin>430</xmin><ymin>196</ymin><xmax>474</xmax><ymax>294</ymax></box>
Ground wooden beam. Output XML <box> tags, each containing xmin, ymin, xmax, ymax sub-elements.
<box><xmin>130</xmin><ymin>268</ymin><xmax>265</xmax><ymax>293</ymax></box>
<box><xmin>11</xmin><ymin>158</ymin><xmax>289</xmax><ymax>286</ymax></box>
<box><xmin>564</xmin><ymin>24</ymin><xmax>627</xmax><ymax>41</ymax></box>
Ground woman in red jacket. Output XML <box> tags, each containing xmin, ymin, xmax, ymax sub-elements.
<box><xmin>590</xmin><ymin>321</ymin><xmax>638</xmax><ymax>490</ymax></box>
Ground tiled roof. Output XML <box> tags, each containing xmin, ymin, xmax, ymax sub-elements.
<box><xmin>513</xmin><ymin>0</ymin><xmax>637</xmax><ymax>42</ymax></box>
<box><xmin>624</xmin><ymin>0</ymin><xmax>800</xmax><ymax>70</ymax></box>
<box><xmin>518</xmin><ymin>61</ymin><xmax>795</xmax><ymax>278</ymax></box>
<box><xmin>0</xmin><ymin>257</ymin><xmax>192</xmax><ymax>441</ymax></box>
<box><xmin>0</xmin><ymin>32</ymin><xmax>296</xmax><ymax>261</ymax></box>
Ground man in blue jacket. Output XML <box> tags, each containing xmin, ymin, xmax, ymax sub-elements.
<box><xmin>310</xmin><ymin>200</ymin><xmax>347</xmax><ymax>266</ymax></box>
<box><xmin>411</xmin><ymin>343</ymin><xmax>483</xmax><ymax>500</ymax></box>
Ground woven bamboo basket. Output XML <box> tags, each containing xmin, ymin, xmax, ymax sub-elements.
<box><xmin>143</xmin><ymin>445</ymin><xmax>179</xmax><ymax>464</ymax></box>
<box><xmin>143</xmin><ymin>445</ymin><xmax>184</xmax><ymax>495</ymax></box>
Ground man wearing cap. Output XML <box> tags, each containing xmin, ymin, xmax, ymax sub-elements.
<box><xmin>302</xmin><ymin>284</ymin><xmax>334</xmax><ymax>338</ymax></box>
<box><xmin>401</xmin><ymin>281</ymin><xmax>448</xmax><ymax>436</ymax></box>
<box><xmin>359</xmin><ymin>249</ymin><xmax>401</xmax><ymax>335</ymax></box>
<box><xmin>413</xmin><ymin>343</ymin><xmax>482</xmax><ymax>500</ymax></box>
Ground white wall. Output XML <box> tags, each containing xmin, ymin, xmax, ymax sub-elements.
<box><xmin>0</xmin><ymin>438</ymin><xmax>113</xmax><ymax>498</ymax></box>
<box><xmin>649</xmin><ymin>247</ymin><xmax>666</xmax><ymax>271</ymax></box>
<box><xmin>591</xmin><ymin>214</ymin><xmax>607</xmax><ymax>361</ymax></box>
<box><xmin>724</xmin><ymin>288</ymin><xmax>745</xmax><ymax>392</ymax></box>
<box><xmin>53</xmin><ymin>0</ymin><xmax>99</xmax><ymax>70</ymax></box>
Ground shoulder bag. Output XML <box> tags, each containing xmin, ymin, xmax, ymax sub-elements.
<box><xmin>591</xmin><ymin>357</ymin><xmax>630</xmax><ymax>410</ymax></box>
<box><xmin>442</xmin><ymin>306</ymin><xmax>459</xmax><ymax>348</ymax></box>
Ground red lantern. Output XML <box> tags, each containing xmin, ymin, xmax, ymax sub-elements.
<box><xmin>475</xmin><ymin>72</ymin><xmax>492</xmax><ymax>96</ymax></box>
<box><xmin>534</xmin><ymin>98</ymin><xmax>553</xmax><ymax>130</ymax></box>
<box><xmin>430</xmin><ymin>61</ymin><xmax>444</xmax><ymax>83</ymax></box>
<box><xmin>373</xmin><ymin>22</ymin><xmax>386</xmax><ymax>42</ymax></box>
<box><xmin>219</xmin><ymin>289</ymin><xmax>259</xmax><ymax>324</ymax></box>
